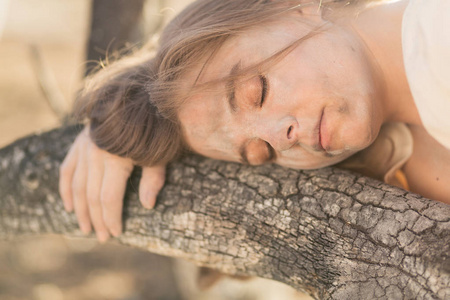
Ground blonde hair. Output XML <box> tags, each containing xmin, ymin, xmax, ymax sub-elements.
<box><xmin>76</xmin><ymin>0</ymin><xmax>382</xmax><ymax>166</ymax></box>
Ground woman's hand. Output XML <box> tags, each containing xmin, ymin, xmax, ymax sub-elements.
<box><xmin>59</xmin><ymin>126</ymin><xmax>166</xmax><ymax>242</ymax></box>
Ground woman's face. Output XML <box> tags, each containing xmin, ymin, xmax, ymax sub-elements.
<box><xmin>178</xmin><ymin>13</ymin><xmax>385</xmax><ymax>169</ymax></box>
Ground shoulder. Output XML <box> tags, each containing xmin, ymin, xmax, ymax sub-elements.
<box><xmin>403</xmin><ymin>125</ymin><xmax>450</xmax><ymax>204</ymax></box>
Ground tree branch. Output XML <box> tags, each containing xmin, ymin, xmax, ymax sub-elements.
<box><xmin>0</xmin><ymin>126</ymin><xmax>449</xmax><ymax>300</ymax></box>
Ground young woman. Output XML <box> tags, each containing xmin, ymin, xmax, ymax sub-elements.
<box><xmin>59</xmin><ymin>0</ymin><xmax>450</xmax><ymax>242</ymax></box>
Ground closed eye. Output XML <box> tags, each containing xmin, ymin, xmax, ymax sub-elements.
<box><xmin>259</xmin><ymin>74</ymin><xmax>268</xmax><ymax>107</ymax></box>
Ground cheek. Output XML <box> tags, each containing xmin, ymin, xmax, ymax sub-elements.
<box><xmin>299</xmin><ymin>31</ymin><xmax>373</xmax><ymax>89</ymax></box>
<box><xmin>273</xmin><ymin>46</ymin><xmax>333</xmax><ymax>104</ymax></box>
<box><xmin>329</xmin><ymin>98</ymin><xmax>378</xmax><ymax>151</ymax></box>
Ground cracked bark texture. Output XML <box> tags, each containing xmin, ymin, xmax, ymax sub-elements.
<box><xmin>0</xmin><ymin>126</ymin><xmax>449</xmax><ymax>300</ymax></box>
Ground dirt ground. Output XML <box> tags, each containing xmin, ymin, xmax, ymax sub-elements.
<box><xmin>0</xmin><ymin>1</ymin><xmax>311</xmax><ymax>299</ymax></box>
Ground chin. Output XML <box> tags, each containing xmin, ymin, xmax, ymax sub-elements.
<box><xmin>340</xmin><ymin>121</ymin><xmax>379</xmax><ymax>155</ymax></box>
<box><xmin>327</xmin><ymin>150</ymin><xmax>357</xmax><ymax>166</ymax></box>
<box><xmin>304</xmin><ymin>150</ymin><xmax>357</xmax><ymax>169</ymax></box>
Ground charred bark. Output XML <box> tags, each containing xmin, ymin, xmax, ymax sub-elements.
<box><xmin>0</xmin><ymin>126</ymin><xmax>449</xmax><ymax>300</ymax></box>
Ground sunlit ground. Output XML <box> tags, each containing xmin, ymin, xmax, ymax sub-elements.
<box><xmin>0</xmin><ymin>1</ymin><xmax>311</xmax><ymax>299</ymax></box>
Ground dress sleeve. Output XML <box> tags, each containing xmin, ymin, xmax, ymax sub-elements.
<box><xmin>402</xmin><ymin>0</ymin><xmax>450</xmax><ymax>149</ymax></box>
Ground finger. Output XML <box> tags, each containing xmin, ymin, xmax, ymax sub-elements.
<box><xmin>100</xmin><ymin>163</ymin><xmax>131</xmax><ymax>237</ymax></box>
<box><xmin>139</xmin><ymin>164</ymin><xmax>166</xmax><ymax>209</ymax></box>
<box><xmin>72</xmin><ymin>146</ymin><xmax>92</xmax><ymax>235</ymax></box>
<box><xmin>86</xmin><ymin>147</ymin><xmax>110</xmax><ymax>242</ymax></box>
<box><xmin>59</xmin><ymin>143</ymin><xmax>79</xmax><ymax>212</ymax></box>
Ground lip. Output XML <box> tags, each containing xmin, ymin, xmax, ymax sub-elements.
<box><xmin>316</xmin><ymin>109</ymin><xmax>326</xmax><ymax>152</ymax></box>
<box><xmin>319</xmin><ymin>108</ymin><xmax>330</xmax><ymax>152</ymax></box>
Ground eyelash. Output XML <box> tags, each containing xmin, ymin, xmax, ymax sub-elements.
<box><xmin>259</xmin><ymin>74</ymin><xmax>268</xmax><ymax>107</ymax></box>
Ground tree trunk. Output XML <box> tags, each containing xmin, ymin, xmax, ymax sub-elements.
<box><xmin>0</xmin><ymin>126</ymin><xmax>449</xmax><ymax>300</ymax></box>
<box><xmin>85</xmin><ymin>0</ymin><xmax>146</xmax><ymax>76</ymax></box>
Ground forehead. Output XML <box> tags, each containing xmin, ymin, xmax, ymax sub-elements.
<box><xmin>177</xmin><ymin>38</ymin><xmax>260</xmax><ymax>161</ymax></box>
<box><xmin>184</xmin><ymin>15</ymin><xmax>310</xmax><ymax>82</ymax></box>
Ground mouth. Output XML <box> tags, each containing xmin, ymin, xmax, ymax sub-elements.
<box><xmin>316</xmin><ymin>109</ymin><xmax>326</xmax><ymax>152</ymax></box>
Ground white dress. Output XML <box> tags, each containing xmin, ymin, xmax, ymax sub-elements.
<box><xmin>402</xmin><ymin>0</ymin><xmax>450</xmax><ymax>149</ymax></box>
<box><xmin>342</xmin><ymin>0</ymin><xmax>450</xmax><ymax>189</ymax></box>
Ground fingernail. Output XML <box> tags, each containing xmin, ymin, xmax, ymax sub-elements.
<box><xmin>97</xmin><ymin>231</ymin><xmax>109</xmax><ymax>243</ymax></box>
<box><xmin>145</xmin><ymin>193</ymin><xmax>156</xmax><ymax>209</ymax></box>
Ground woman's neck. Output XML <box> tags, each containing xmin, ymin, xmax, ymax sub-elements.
<box><xmin>349</xmin><ymin>0</ymin><xmax>422</xmax><ymax>126</ymax></box>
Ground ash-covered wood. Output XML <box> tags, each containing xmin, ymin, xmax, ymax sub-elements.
<box><xmin>0</xmin><ymin>126</ymin><xmax>449</xmax><ymax>300</ymax></box>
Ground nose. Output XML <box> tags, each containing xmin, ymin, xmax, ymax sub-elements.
<box><xmin>258</xmin><ymin>116</ymin><xmax>299</xmax><ymax>151</ymax></box>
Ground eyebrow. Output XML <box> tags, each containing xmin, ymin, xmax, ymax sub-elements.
<box><xmin>226</xmin><ymin>62</ymin><xmax>241</xmax><ymax>113</ymax></box>
<box><xmin>227</xmin><ymin>62</ymin><xmax>248</xmax><ymax>163</ymax></box>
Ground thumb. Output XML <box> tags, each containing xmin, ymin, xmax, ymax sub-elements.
<box><xmin>139</xmin><ymin>164</ymin><xmax>167</xmax><ymax>209</ymax></box>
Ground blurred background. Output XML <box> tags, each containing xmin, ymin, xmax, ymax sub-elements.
<box><xmin>0</xmin><ymin>0</ymin><xmax>311</xmax><ymax>299</ymax></box>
